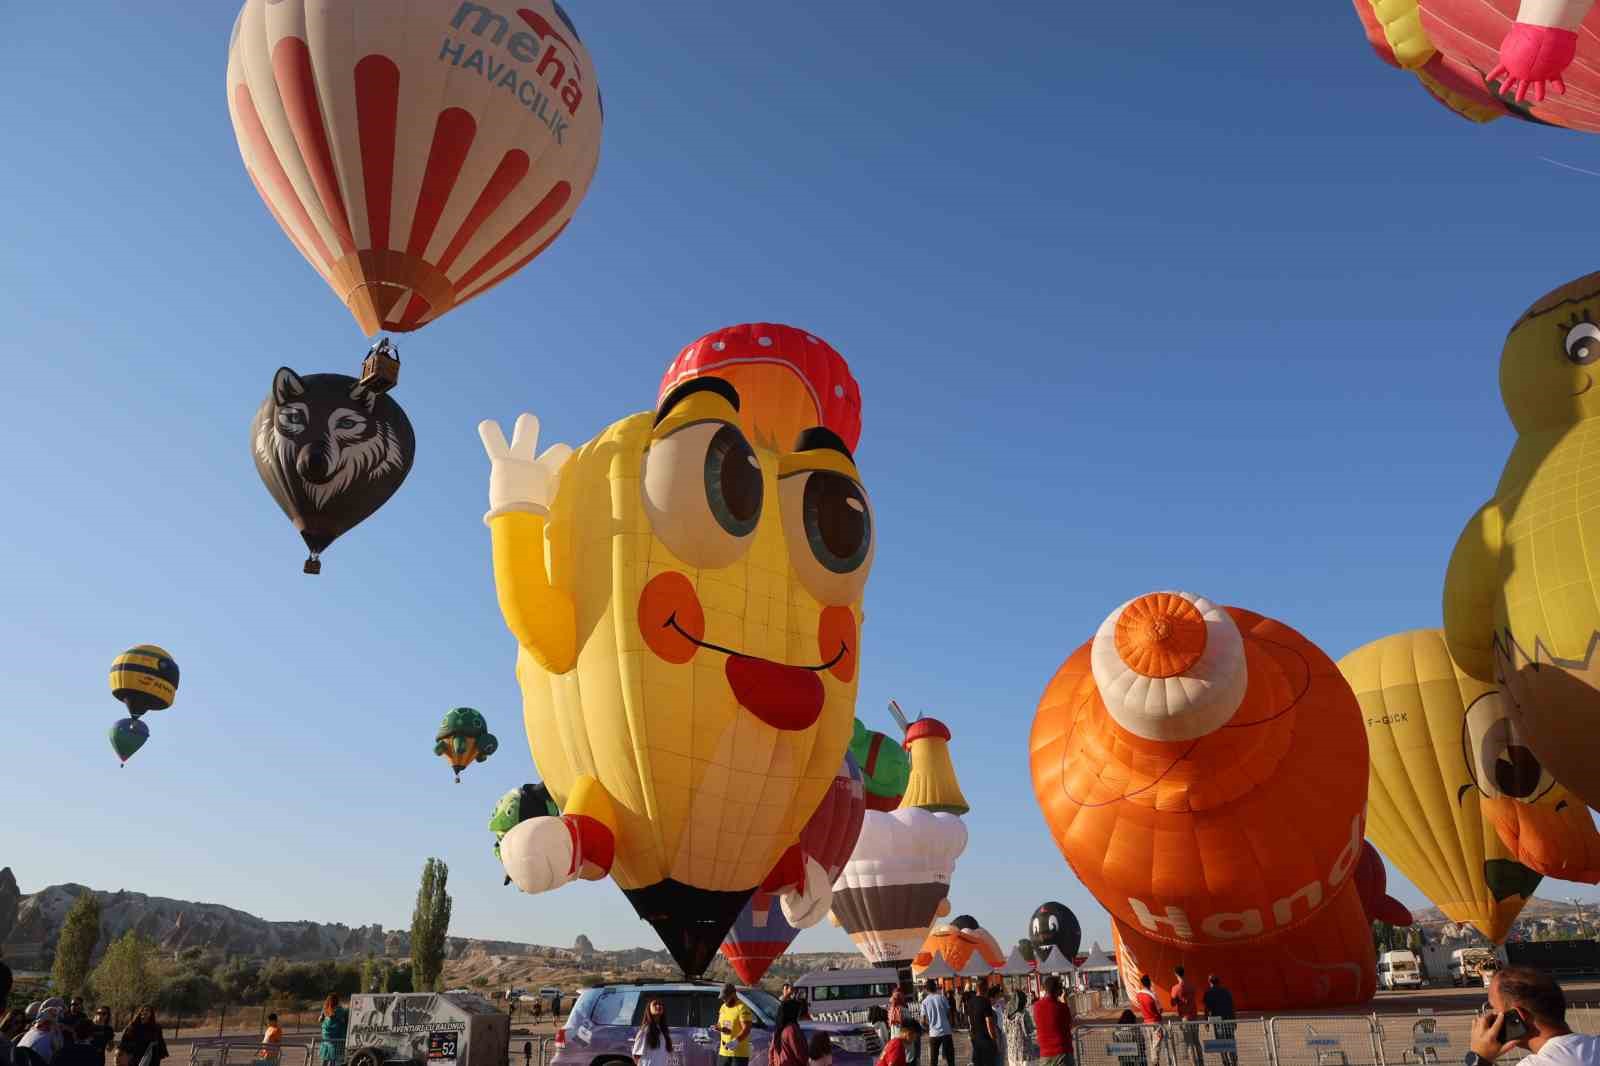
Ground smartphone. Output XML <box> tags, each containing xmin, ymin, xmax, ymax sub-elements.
<box><xmin>1501</xmin><ymin>1009</ymin><xmax>1530</xmax><ymax>1043</ymax></box>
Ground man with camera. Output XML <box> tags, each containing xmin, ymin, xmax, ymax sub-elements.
<box><xmin>1468</xmin><ymin>966</ymin><xmax>1600</xmax><ymax>1066</ymax></box>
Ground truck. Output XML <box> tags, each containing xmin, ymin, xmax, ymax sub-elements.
<box><xmin>344</xmin><ymin>991</ymin><xmax>510</xmax><ymax>1066</ymax></box>
<box><xmin>1378</xmin><ymin>950</ymin><xmax>1424</xmax><ymax>990</ymax></box>
<box><xmin>1505</xmin><ymin>940</ymin><xmax>1600</xmax><ymax>978</ymax></box>
<box><xmin>1449</xmin><ymin>948</ymin><xmax>1500</xmax><ymax>987</ymax></box>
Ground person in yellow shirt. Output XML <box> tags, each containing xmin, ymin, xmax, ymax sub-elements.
<box><xmin>715</xmin><ymin>985</ymin><xmax>755</xmax><ymax>1066</ymax></box>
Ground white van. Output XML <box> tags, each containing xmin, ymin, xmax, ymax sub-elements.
<box><xmin>795</xmin><ymin>968</ymin><xmax>901</xmax><ymax>1019</ymax></box>
<box><xmin>1378</xmin><ymin>950</ymin><xmax>1424</xmax><ymax>990</ymax></box>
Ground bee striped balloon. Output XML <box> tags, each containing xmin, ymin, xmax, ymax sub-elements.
<box><xmin>109</xmin><ymin>645</ymin><xmax>180</xmax><ymax>717</ymax></box>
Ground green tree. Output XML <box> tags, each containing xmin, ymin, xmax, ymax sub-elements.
<box><xmin>88</xmin><ymin>932</ymin><xmax>159</xmax><ymax>1018</ymax></box>
<box><xmin>410</xmin><ymin>858</ymin><xmax>452</xmax><ymax>993</ymax></box>
<box><xmin>52</xmin><ymin>892</ymin><xmax>102</xmax><ymax>996</ymax></box>
<box><xmin>1016</xmin><ymin>940</ymin><xmax>1037</xmax><ymax>964</ymax></box>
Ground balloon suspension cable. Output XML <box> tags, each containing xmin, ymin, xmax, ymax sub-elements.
<box><xmin>304</xmin><ymin>552</ymin><xmax>322</xmax><ymax>576</ymax></box>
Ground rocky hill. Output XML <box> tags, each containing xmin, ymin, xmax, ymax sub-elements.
<box><xmin>0</xmin><ymin>868</ymin><xmax>859</xmax><ymax>984</ymax></box>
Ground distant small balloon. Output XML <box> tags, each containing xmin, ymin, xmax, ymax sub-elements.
<box><xmin>436</xmin><ymin>707</ymin><xmax>498</xmax><ymax>782</ymax></box>
<box><xmin>110</xmin><ymin>718</ymin><xmax>150</xmax><ymax>766</ymax></box>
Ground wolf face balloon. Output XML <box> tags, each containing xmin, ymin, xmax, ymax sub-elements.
<box><xmin>252</xmin><ymin>367</ymin><xmax>414</xmax><ymax>573</ymax></box>
<box><xmin>482</xmin><ymin>373</ymin><xmax>873</xmax><ymax>976</ymax></box>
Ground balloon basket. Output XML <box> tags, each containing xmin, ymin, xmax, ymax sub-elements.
<box><xmin>304</xmin><ymin>555</ymin><xmax>322</xmax><ymax>575</ymax></box>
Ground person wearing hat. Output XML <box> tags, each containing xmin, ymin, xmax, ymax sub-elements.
<box><xmin>18</xmin><ymin>1007</ymin><xmax>65</xmax><ymax>1066</ymax></box>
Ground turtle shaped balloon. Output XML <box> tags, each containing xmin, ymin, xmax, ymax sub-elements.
<box><xmin>436</xmin><ymin>707</ymin><xmax>498</xmax><ymax>782</ymax></box>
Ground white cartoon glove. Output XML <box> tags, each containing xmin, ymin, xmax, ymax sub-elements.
<box><xmin>779</xmin><ymin>856</ymin><xmax>834</xmax><ymax>929</ymax></box>
<box><xmin>498</xmin><ymin>816</ymin><xmax>579</xmax><ymax>895</ymax></box>
<box><xmin>478</xmin><ymin>413</ymin><xmax>573</xmax><ymax>524</ymax></box>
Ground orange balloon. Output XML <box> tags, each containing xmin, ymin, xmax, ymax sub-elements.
<box><xmin>911</xmin><ymin>916</ymin><xmax>1005</xmax><ymax>976</ymax></box>
<box><xmin>1029</xmin><ymin>591</ymin><xmax>1376</xmax><ymax>1012</ymax></box>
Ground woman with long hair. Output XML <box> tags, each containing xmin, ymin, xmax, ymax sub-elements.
<box><xmin>116</xmin><ymin>1007</ymin><xmax>167</xmax><ymax>1066</ymax></box>
<box><xmin>771</xmin><ymin>1000</ymin><xmax>808</xmax><ymax>1066</ymax></box>
<box><xmin>631</xmin><ymin>999</ymin><xmax>672</xmax><ymax>1066</ymax></box>
<box><xmin>319</xmin><ymin>995</ymin><xmax>349</xmax><ymax>1066</ymax></box>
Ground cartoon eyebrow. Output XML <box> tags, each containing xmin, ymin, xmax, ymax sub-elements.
<box><xmin>792</xmin><ymin>426</ymin><xmax>853</xmax><ymax>460</ymax></box>
<box><xmin>654</xmin><ymin>377</ymin><xmax>740</xmax><ymax>425</ymax></box>
<box><xmin>1457</xmin><ymin>783</ymin><xmax>1475</xmax><ymax>806</ymax></box>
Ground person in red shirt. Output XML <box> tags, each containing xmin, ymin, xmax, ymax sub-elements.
<box><xmin>875</xmin><ymin>1022</ymin><xmax>914</xmax><ymax>1066</ymax></box>
<box><xmin>1134</xmin><ymin>975</ymin><xmax>1165</xmax><ymax>1063</ymax></box>
<box><xmin>1170</xmin><ymin>967</ymin><xmax>1203</xmax><ymax>1066</ymax></box>
<box><xmin>1031</xmin><ymin>976</ymin><xmax>1074</xmax><ymax>1066</ymax></box>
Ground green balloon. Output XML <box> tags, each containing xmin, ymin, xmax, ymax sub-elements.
<box><xmin>849</xmin><ymin>718</ymin><xmax>910</xmax><ymax>805</ymax></box>
<box><xmin>110</xmin><ymin>718</ymin><xmax>149</xmax><ymax>764</ymax></box>
<box><xmin>436</xmin><ymin>706</ymin><xmax>489</xmax><ymax>743</ymax></box>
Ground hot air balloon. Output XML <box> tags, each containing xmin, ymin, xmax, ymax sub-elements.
<box><xmin>226</xmin><ymin>0</ymin><xmax>602</xmax><ymax>336</ymax></box>
<box><xmin>1444</xmin><ymin>271</ymin><xmax>1600</xmax><ymax>814</ymax></box>
<box><xmin>1030</xmin><ymin>591</ymin><xmax>1376</xmax><ymax>1012</ymax></box>
<box><xmin>912</xmin><ymin>914</ymin><xmax>1004</xmax><ymax>977</ymax></box>
<box><xmin>832</xmin><ymin>716</ymin><xmax>969</xmax><ymax>972</ymax></box>
<box><xmin>850</xmin><ymin>718</ymin><xmax>911</xmax><ymax>812</ymax></box>
<box><xmin>721</xmin><ymin>755</ymin><xmax>867</xmax><ymax>984</ymax></box>
<box><xmin>109</xmin><ymin>719</ymin><xmax>150</xmax><ymax>767</ymax></box>
<box><xmin>1339</xmin><ymin>630</ymin><xmax>1599</xmax><ymax>905</ymax></box>
<box><xmin>436</xmin><ymin>708</ymin><xmax>498</xmax><ymax>782</ymax></box>
<box><xmin>489</xmin><ymin>783</ymin><xmax>558</xmax><ymax>882</ymax></box>
<box><xmin>1351</xmin><ymin>0</ymin><xmax>1600</xmax><ymax>130</ymax></box>
<box><xmin>482</xmin><ymin>369</ymin><xmax>874</xmax><ymax>976</ymax></box>
<box><xmin>251</xmin><ymin>354</ymin><xmax>415</xmax><ymax>574</ymax></box>
<box><xmin>659</xmin><ymin>324</ymin><xmax>863</xmax><ymax>453</ymax></box>
<box><xmin>108</xmin><ymin>646</ymin><xmax>179</xmax><ymax>766</ymax></box>
<box><xmin>1028</xmin><ymin>902</ymin><xmax>1082</xmax><ymax>962</ymax></box>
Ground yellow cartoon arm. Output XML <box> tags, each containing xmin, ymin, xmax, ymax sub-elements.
<box><xmin>1443</xmin><ymin>500</ymin><xmax>1503</xmax><ymax>680</ymax></box>
<box><xmin>479</xmin><ymin>414</ymin><xmax>577</xmax><ymax>673</ymax></box>
<box><xmin>499</xmin><ymin>773</ymin><xmax>618</xmax><ymax>892</ymax></box>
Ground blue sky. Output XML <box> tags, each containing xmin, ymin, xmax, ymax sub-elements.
<box><xmin>5</xmin><ymin>1</ymin><xmax>1600</xmax><ymax>961</ymax></box>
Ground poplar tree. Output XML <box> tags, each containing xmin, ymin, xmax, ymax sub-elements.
<box><xmin>52</xmin><ymin>892</ymin><xmax>102</xmax><ymax>996</ymax></box>
<box><xmin>410</xmin><ymin>859</ymin><xmax>452</xmax><ymax>992</ymax></box>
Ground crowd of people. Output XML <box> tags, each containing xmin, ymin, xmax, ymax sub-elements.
<box><xmin>0</xmin><ymin>963</ymin><xmax>170</xmax><ymax>1066</ymax></box>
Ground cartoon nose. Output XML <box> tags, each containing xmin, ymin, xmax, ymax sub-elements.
<box><xmin>298</xmin><ymin>443</ymin><xmax>334</xmax><ymax>481</ymax></box>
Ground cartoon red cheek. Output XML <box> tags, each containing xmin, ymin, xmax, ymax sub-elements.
<box><xmin>819</xmin><ymin>606</ymin><xmax>857</xmax><ymax>683</ymax></box>
<box><xmin>638</xmin><ymin>571</ymin><xmax>705</xmax><ymax>664</ymax></box>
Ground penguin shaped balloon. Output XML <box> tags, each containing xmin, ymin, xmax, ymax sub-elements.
<box><xmin>1028</xmin><ymin>900</ymin><xmax>1081</xmax><ymax>961</ymax></box>
<box><xmin>109</xmin><ymin>645</ymin><xmax>179</xmax><ymax>766</ymax></box>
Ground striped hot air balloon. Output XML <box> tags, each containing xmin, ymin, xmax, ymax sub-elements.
<box><xmin>226</xmin><ymin>0</ymin><xmax>603</xmax><ymax>336</ymax></box>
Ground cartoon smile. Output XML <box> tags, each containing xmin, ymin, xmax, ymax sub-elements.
<box><xmin>664</xmin><ymin>612</ymin><xmax>847</xmax><ymax>731</ymax></box>
<box><xmin>1574</xmin><ymin>375</ymin><xmax>1592</xmax><ymax>397</ymax></box>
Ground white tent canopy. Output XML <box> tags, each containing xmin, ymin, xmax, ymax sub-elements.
<box><xmin>920</xmin><ymin>950</ymin><xmax>957</xmax><ymax>979</ymax></box>
<box><xmin>1078</xmin><ymin>942</ymin><xmax>1117</xmax><ymax>971</ymax></box>
<box><xmin>1038</xmin><ymin>945</ymin><xmax>1076</xmax><ymax>975</ymax></box>
<box><xmin>957</xmin><ymin>950</ymin><xmax>995</xmax><ymax>978</ymax></box>
<box><xmin>998</xmin><ymin>945</ymin><xmax>1034</xmax><ymax>976</ymax></box>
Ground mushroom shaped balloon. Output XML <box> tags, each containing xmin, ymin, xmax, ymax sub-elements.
<box><xmin>1030</xmin><ymin>591</ymin><xmax>1376</xmax><ymax>1012</ymax></box>
<box><xmin>436</xmin><ymin>707</ymin><xmax>498</xmax><ymax>783</ymax></box>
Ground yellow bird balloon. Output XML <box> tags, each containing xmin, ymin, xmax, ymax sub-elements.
<box><xmin>479</xmin><ymin>376</ymin><xmax>873</xmax><ymax>976</ymax></box>
<box><xmin>1338</xmin><ymin>630</ymin><xmax>1550</xmax><ymax>942</ymax></box>
<box><xmin>1444</xmin><ymin>271</ymin><xmax>1600</xmax><ymax>813</ymax></box>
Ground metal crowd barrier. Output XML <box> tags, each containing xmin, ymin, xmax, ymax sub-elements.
<box><xmin>1076</xmin><ymin>1022</ymin><xmax>1168</xmax><ymax>1066</ymax></box>
<box><xmin>188</xmin><ymin>1039</ymin><xmax>318</xmax><ymax>1066</ymax></box>
<box><xmin>1266</xmin><ymin>1015</ymin><xmax>1382</xmax><ymax>1066</ymax></box>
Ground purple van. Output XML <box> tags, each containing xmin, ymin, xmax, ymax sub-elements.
<box><xmin>552</xmin><ymin>982</ymin><xmax>882</xmax><ymax>1066</ymax></box>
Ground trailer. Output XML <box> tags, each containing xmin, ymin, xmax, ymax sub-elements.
<box><xmin>345</xmin><ymin>992</ymin><xmax>510</xmax><ymax>1066</ymax></box>
<box><xmin>1504</xmin><ymin>940</ymin><xmax>1600</xmax><ymax>979</ymax></box>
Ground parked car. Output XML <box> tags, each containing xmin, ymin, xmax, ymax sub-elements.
<box><xmin>551</xmin><ymin>981</ymin><xmax>881</xmax><ymax>1066</ymax></box>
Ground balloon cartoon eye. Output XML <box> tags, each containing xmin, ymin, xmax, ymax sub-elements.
<box><xmin>276</xmin><ymin>404</ymin><xmax>308</xmax><ymax>435</ymax></box>
<box><xmin>780</xmin><ymin>470</ymin><xmax>874</xmax><ymax>605</ymax></box>
<box><xmin>1564</xmin><ymin>321</ymin><xmax>1600</xmax><ymax>365</ymax></box>
<box><xmin>1463</xmin><ymin>691</ymin><xmax>1557</xmax><ymax>803</ymax></box>
<box><xmin>642</xmin><ymin>420</ymin><xmax>762</xmax><ymax>569</ymax></box>
<box><xmin>1048</xmin><ymin>915</ymin><xmax>1059</xmax><ymax>931</ymax></box>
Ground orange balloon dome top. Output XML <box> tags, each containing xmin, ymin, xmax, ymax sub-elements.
<box><xmin>1030</xmin><ymin>591</ymin><xmax>1370</xmax><ymax>949</ymax></box>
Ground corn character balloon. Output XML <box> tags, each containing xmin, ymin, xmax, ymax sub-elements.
<box><xmin>479</xmin><ymin>372</ymin><xmax>874</xmax><ymax>976</ymax></box>
<box><xmin>435</xmin><ymin>707</ymin><xmax>498</xmax><ymax>783</ymax></box>
<box><xmin>108</xmin><ymin>645</ymin><xmax>178</xmax><ymax>766</ymax></box>
<box><xmin>1030</xmin><ymin>591</ymin><xmax>1376</xmax><ymax>1011</ymax></box>
<box><xmin>1444</xmin><ymin>271</ymin><xmax>1600</xmax><ymax>813</ymax></box>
